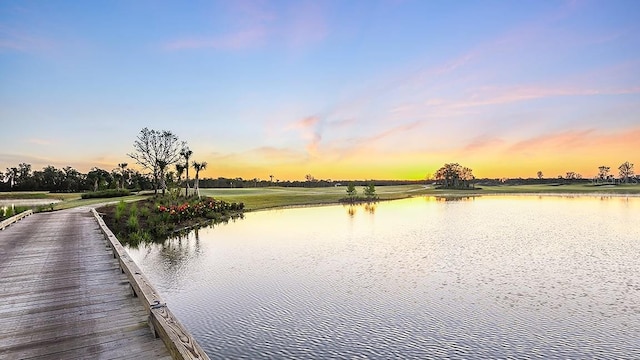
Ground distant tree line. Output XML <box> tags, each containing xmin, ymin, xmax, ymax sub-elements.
<box><xmin>0</xmin><ymin>162</ymin><xmax>427</xmax><ymax>192</ymax></box>
<box><xmin>467</xmin><ymin>161</ymin><xmax>636</xmax><ymax>186</ymax></box>
<box><xmin>1</xmin><ymin>163</ymin><xmax>153</xmax><ymax>192</ymax></box>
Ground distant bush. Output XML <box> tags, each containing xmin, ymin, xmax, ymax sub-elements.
<box><xmin>81</xmin><ymin>189</ymin><xmax>131</xmax><ymax>199</ymax></box>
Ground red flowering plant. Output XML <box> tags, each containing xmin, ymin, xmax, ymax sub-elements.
<box><xmin>156</xmin><ymin>198</ymin><xmax>243</xmax><ymax>222</ymax></box>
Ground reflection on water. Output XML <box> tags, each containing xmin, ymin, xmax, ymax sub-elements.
<box><xmin>126</xmin><ymin>195</ymin><xmax>640</xmax><ymax>359</ymax></box>
<box><xmin>344</xmin><ymin>202</ymin><xmax>377</xmax><ymax>217</ymax></box>
<box><xmin>433</xmin><ymin>195</ymin><xmax>477</xmax><ymax>202</ymax></box>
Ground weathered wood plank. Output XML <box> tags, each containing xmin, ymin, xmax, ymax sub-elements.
<box><xmin>0</xmin><ymin>208</ymin><xmax>172</xmax><ymax>360</ymax></box>
<box><xmin>92</xmin><ymin>208</ymin><xmax>211</xmax><ymax>360</ymax></box>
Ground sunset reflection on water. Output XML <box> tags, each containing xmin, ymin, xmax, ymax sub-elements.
<box><xmin>127</xmin><ymin>195</ymin><xmax>640</xmax><ymax>359</ymax></box>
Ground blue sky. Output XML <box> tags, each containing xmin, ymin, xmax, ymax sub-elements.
<box><xmin>1</xmin><ymin>0</ymin><xmax>639</xmax><ymax>180</ymax></box>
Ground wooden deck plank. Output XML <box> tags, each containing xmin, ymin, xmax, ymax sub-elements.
<box><xmin>0</xmin><ymin>207</ymin><xmax>172</xmax><ymax>360</ymax></box>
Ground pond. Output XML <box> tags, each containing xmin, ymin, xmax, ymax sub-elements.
<box><xmin>0</xmin><ymin>199</ymin><xmax>60</xmax><ymax>218</ymax></box>
<box><xmin>125</xmin><ymin>195</ymin><xmax>640</xmax><ymax>359</ymax></box>
<box><xmin>0</xmin><ymin>199</ymin><xmax>60</xmax><ymax>207</ymax></box>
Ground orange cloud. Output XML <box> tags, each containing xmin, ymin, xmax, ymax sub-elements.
<box><xmin>509</xmin><ymin>129</ymin><xmax>596</xmax><ymax>153</ymax></box>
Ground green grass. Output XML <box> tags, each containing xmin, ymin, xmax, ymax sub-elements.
<box><xmin>0</xmin><ymin>192</ymin><xmax>69</xmax><ymax>200</ymax></box>
<box><xmin>475</xmin><ymin>183</ymin><xmax>640</xmax><ymax>194</ymax></box>
<box><xmin>200</xmin><ymin>184</ymin><xmax>640</xmax><ymax>211</ymax></box>
<box><xmin>199</xmin><ymin>185</ymin><xmax>430</xmax><ymax>210</ymax></box>
<box><xmin>2</xmin><ymin>183</ymin><xmax>639</xmax><ymax>213</ymax></box>
<box><xmin>51</xmin><ymin>194</ymin><xmax>151</xmax><ymax>211</ymax></box>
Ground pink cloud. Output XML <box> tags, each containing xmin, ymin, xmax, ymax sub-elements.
<box><xmin>463</xmin><ymin>135</ymin><xmax>505</xmax><ymax>152</ymax></box>
<box><xmin>450</xmin><ymin>85</ymin><xmax>640</xmax><ymax>109</ymax></box>
<box><xmin>285</xmin><ymin>116</ymin><xmax>323</xmax><ymax>157</ymax></box>
<box><xmin>284</xmin><ymin>1</ymin><xmax>328</xmax><ymax>48</ymax></box>
<box><xmin>509</xmin><ymin>129</ymin><xmax>596</xmax><ymax>153</ymax></box>
<box><xmin>288</xmin><ymin>116</ymin><xmax>320</xmax><ymax>130</ymax></box>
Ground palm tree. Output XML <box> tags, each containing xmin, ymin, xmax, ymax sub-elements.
<box><xmin>175</xmin><ymin>163</ymin><xmax>185</xmax><ymax>191</ymax></box>
<box><xmin>192</xmin><ymin>161</ymin><xmax>207</xmax><ymax>198</ymax></box>
<box><xmin>180</xmin><ymin>147</ymin><xmax>193</xmax><ymax>196</ymax></box>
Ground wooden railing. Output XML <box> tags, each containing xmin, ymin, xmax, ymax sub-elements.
<box><xmin>0</xmin><ymin>209</ymin><xmax>33</xmax><ymax>230</ymax></box>
<box><xmin>91</xmin><ymin>209</ymin><xmax>210</xmax><ymax>360</ymax></box>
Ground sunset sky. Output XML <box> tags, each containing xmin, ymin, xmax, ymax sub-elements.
<box><xmin>1</xmin><ymin>1</ymin><xmax>638</xmax><ymax>181</ymax></box>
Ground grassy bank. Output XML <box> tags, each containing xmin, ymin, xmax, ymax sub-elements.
<box><xmin>98</xmin><ymin>196</ymin><xmax>244</xmax><ymax>245</ymax></box>
<box><xmin>198</xmin><ymin>185</ymin><xmax>430</xmax><ymax>210</ymax></box>
<box><xmin>200</xmin><ymin>183</ymin><xmax>640</xmax><ymax>210</ymax></box>
<box><xmin>2</xmin><ymin>183</ymin><xmax>639</xmax><ymax>212</ymax></box>
<box><xmin>0</xmin><ymin>191</ymin><xmax>151</xmax><ymax>211</ymax></box>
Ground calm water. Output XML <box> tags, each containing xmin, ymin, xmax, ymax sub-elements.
<box><xmin>126</xmin><ymin>195</ymin><xmax>640</xmax><ymax>359</ymax></box>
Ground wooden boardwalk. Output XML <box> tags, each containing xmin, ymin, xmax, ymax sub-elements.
<box><xmin>0</xmin><ymin>207</ymin><xmax>172</xmax><ymax>359</ymax></box>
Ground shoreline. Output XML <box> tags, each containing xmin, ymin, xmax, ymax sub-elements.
<box><xmin>246</xmin><ymin>191</ymin><xmax>640</xmax><ymax>213</ymax></box>
<box><xmin>2</xmin><ymin>186</ymin><xmax>640</xmax><ymax>213</ymax></box>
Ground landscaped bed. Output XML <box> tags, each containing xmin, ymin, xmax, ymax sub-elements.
<box><xmin>98</xmin><ymin>195</ymin><xmax>244</xmax><ymax>246</ymax></box>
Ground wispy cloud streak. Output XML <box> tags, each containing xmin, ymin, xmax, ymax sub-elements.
<box><xmin>163</xmin><ymin>1</ymin><xmax>328</xmax><ymax>51</ymax></box>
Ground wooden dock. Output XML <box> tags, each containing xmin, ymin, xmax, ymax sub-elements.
<box><xmin>0</xmin><ymin>207</ymin><xmax>179</xmax><ymax>359</ymax></box>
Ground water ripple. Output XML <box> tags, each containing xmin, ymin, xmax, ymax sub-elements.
<box><xmin>127</xmin><ymin>196</ymin><xmax>640</xmax><ymax>359</ymax></box>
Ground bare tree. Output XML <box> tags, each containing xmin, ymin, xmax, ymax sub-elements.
<box><xmin>192</xmin><ymin>161</ymin><xmax>207</xmax><ymax>198</ymax></box>
<box><xmin>461</xmin><ymin>167</ymin><xmax>475</xmax><ymax>188</ymax></box>
<box><xmin>4</xmin><ymin>167</ymin><xmax>18</xmax><ymax>189</ymax></box>
<box><xmin>618</xmin><ymin>161</ymin><xmax>634</xmax><ymax>183</ymax></box>
<box><xmin>565</xmin><ymin>171</ymin><xmax>582</xmax><ymax>180</ymax></box>
<box><xmin>117</xmin><ymin>163</ymin><xmax>128</xmax><ymax>189</ymax></box>
<box><xmin>128</xmin><ymin>128</ymin><xmax>183</xmax><ymax>194</ymax></box>
<box><xmin>597</xmin><ymin>166</ymin><xmax>610</xmax><ymax>181</ymax></box>
<box><xmin>537</xmin><ymin>171</ymin><xmax>543</xmax><ymax>180</ymax></box>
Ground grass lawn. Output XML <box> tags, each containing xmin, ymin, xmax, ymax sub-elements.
<box><xmin>0</xmin><ymin>191</ymin><xmax>151</xmax><ymax>211</ymax></box>
<box><xmin>200</xmin><ymin>183</ymin><xmax>640</xmax><ymax>210</ymax></box>
<box><xmin>51</xmin><ymin>194</ymin><xmax>151</xmax><ymax>210</ymax></box>
<box><xmin>477</xmin><ymin>183</ymin><xmax>640</xmax><ymax>194</ymax></box>
<box><xmin>2</xmin><ymin>183</ymin><xmax>639</xmax><ymax>212</ymax></box>
<box><xmin>198</xmin><ymin>185</ymin><xmax>431</xmax><ymax>210</ymax></box>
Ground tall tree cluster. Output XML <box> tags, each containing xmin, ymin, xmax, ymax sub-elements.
<box><xmin>434</xmin><ymin>163</ymin><xmax>475</xmax><ymax>189</ymax></box>
<box><xmin>125</xmin><ymin>128</ymin><xmax>212</xmax><ymax>197</ymax></box>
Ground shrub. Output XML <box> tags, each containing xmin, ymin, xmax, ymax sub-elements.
<box><xmin>127</xmin><ymin>213</ymin><xmax>139</xmax><ymax>231</ymax></box>
<box><xmin>81</xmin><ymin>189</ymin><xmax>131</xmax><ymax>199</ymax></box>
<box><xmin>140</xmin><ymin>206</ymin><xmax>150</xmax><ymax>218</ymax></box>
<box><xmin>129</xmin><ymin>203</ymin><xmax>138</xmax><ymax>217</ymax></box>
<box><xmin>1</xmin><ymin>205</ymin><xmax>32</xmax><ymax>220</ymax></box>
<box><xmin>115</xmin><ymin>201</ymin><xmax>126</xmax><ymax>221</ymax></box>
<box><xmin>129</xmin><ymin>230</ymin><xmax>151</xmax><ymax>244</ymax></box>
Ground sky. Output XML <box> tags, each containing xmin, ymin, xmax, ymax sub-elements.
<box><xmin>1</xmin><ymin>0</ymin><xmax>639</xmax><ymax>181</ymax></box>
